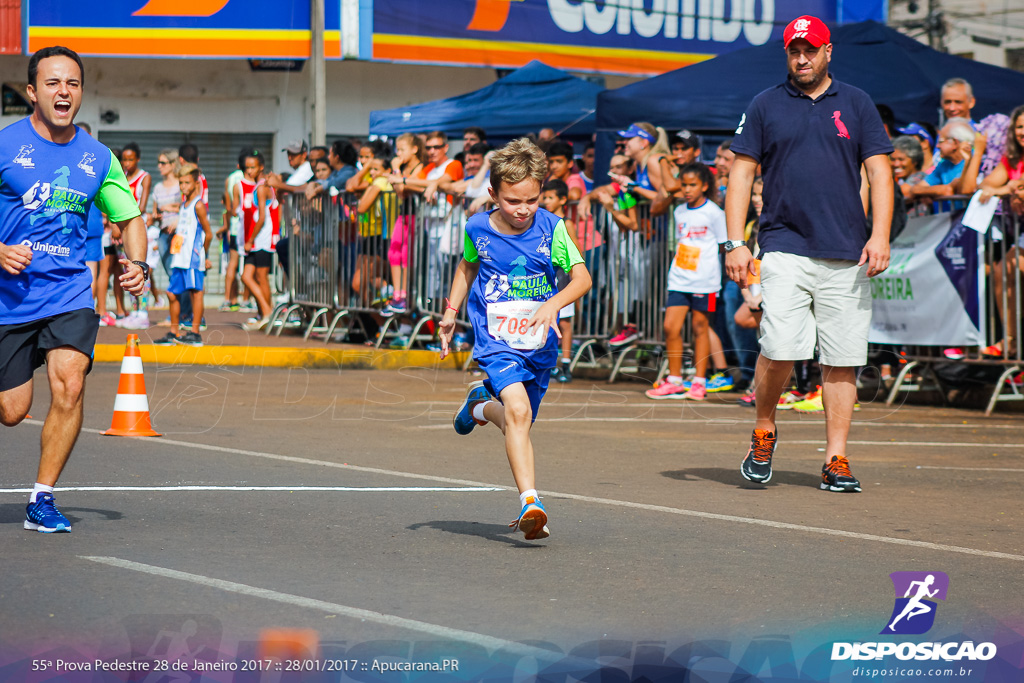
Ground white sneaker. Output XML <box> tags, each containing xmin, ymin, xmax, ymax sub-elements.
<box><xmin>126</xmin><ymin>311</ymin><xmax>151</xmax><ymax>329</ymax></box>
<box><xmin>242</xmin><ymin>317</ymin><xmax>270</xmax><ymax>331</ymax></box>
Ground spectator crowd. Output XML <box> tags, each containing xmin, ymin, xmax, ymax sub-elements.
<box><xmin>86</xmin><ymin>75</ymin><xmax>1024</xmax><ymax>391</ymax></box>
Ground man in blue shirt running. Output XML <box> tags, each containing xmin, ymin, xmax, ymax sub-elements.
<box><xmin>0</xmin><ymin>46</ymin><xmax>149</xmax><ymax>533</ymax></box>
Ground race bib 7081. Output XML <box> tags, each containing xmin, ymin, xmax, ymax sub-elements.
<box><xmin>486</xmin><ymin>300</ymin><xmax>547</xmax><ymax>350</ymax></box>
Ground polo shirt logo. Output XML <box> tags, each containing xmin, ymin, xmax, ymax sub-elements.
<box><xmin>832</xmin><ymin>111</ymin><xmax>851</xmax><ymax>139</ymax></box>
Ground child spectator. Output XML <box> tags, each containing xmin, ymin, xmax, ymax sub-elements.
<box><xmin>117</xmin><ymin>143</ymin><xmax>152</xmax><ymax>329</ymax></box>
<box><xmin>355</xmin><ymin>148</ymin><xmax>396</xmax><ymax>308</ymax></box>
<box><xmin>152</xmin><ymin>163</ymin><xmax>212</xmax><ymax>347</ymax></box>
<box><xmin>579</xmin><ymin>142</ymin><xmax>595</xmax><ymax>192</ymax></box>
<box><xmin>540</xmin><ymin>178</ymin><xmax>583</xmax><ymax>383</ymax></box>
<box><xmin>545</xmin><ymin>141</ymin><xmax>584</xmax><ymax>202</ymax></box>
<box><xmin>440</xmin><ymin>138</ymin><xmax>591</xmax><ymax>541</ymax></box>
<box><xmin>236</xmin><ymin>150</ymin><xmax>278</xmax><ymax>330</ymax></box>
<box><xmin>646</xmin><ymin>162</ymin><xmax>726</xmax><ymax>401</ymax></box>
<box><xmin>218</xmin><ymin>151</ymin><xmax>247</xmax><ymax>311</ymax></box>
<box><xmin>383</xmin><ymin>133</ymin><xmax>425</xmax><ymax>315</ymax></box>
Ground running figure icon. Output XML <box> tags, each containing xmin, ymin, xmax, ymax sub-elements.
<box><xmin>888</xmin><ymin>574</ymin><xmax>939</xmax><ymax>631</ymax></box>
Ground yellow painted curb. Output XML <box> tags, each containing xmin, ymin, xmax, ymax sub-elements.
<box><xmin>93</xmin><ymin>343</ymin><xmax>469</xmax><ymax>370</ymax></box>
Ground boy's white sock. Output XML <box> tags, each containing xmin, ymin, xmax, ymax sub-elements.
<box><xmin>30</xmin><ymin>483</ymin><xmax>54</xmax><ymax>503</ymax></box>
<box><xmin>472</xmin><ymin>401</ymin><xmax>491</xmax><ymax>423</ymax></box>
<box><xmin>666</xmin><ymin>375</ymin><xmax>683</xmax><ymax>385</ymax></box>
<box><xmin>692</xmin><ymin>376</ymin><xmax>707</xmax><ymax>388</ymax></box>
<box><xmin>519</xmin><ymin>489</ymin><xmax>539</xmax><ymax>508</ymax></box>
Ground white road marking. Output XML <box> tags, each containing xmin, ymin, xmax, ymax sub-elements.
<box><xmin>18</xmin><ymin>421</ymin><xmax>1023</xmax><ymax>562</ymax></box>
<box><xmin>415</xmin><ymin>412</ymin><xmax>1024</xmax><ymax>430</ymax></box>
<box><xmin>0</xmin><ymin>486</ymin><xmax>500</xmax><ymax>494</ymax></box>
<box><xmin>421</xmin><ymin>422</ymin><xmax>1024</xmax><ymax>448</ymax></box>
<box><xmin>917</xmin><ymin>465</ymin><xmax>1024</xmax><ymax>473</ymax></box>
<box><xmin>23</xmin><ymin>420</ymin><xmax>506</xmax><ymax>489</ymax></box>
<box><xmin>786</xmin><ymin>439</ymin><xmax>1024</xmax><ymax>448</ymax></box>
<box><xmin>80</xmin><ymin>556</ymin><xmax>574</xmax><ymax>662</ymax></box>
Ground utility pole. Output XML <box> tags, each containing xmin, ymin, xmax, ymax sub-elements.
<box><xmin>310</xmin><ymin>0</ymin><xmax>327</xmax><ymax>147</ymax></box>
<box><xmin>926</xmin><ymin>0</ymin><xmax>946</xmax><ymax>52</ymax></box>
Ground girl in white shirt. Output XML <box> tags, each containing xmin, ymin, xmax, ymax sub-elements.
<box><xmin>646</xmin><ymin>163</ymin><xmax>726</xmax><ymax>401</ymax></box>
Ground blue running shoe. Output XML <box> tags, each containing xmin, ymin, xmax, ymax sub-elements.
<box><xmin>707</xmin><ymin>372</ymin><xmax>735</xmax><ymax>392</ymax></box>
<box><xmin>454</xmin><ymin>380</ymin><xmax>490</xmax><ymax>435</ymax></box>
<box><xmin>25</xmin><ymin>492</ymin><xmax>71</xmax><ymax>533</ymax></box>
<box><xmin>509</xmin><ymin>496</ymin><xmax>549</xmax><ymax>540</ymax></box>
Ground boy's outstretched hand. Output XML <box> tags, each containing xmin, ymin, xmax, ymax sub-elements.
<box><xmin>438</xmin><ymin>313</ymin><xmax>457</xmax><ymax>360</ymax></box>
<box><xmin>527</xmin><ymin>301</ymin><xmax>562</xmax><ymax>340</ymax></box>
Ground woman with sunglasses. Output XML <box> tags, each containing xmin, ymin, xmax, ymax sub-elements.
<box><xmin>150</xmin><ymin>149</ymin><xmax>181</xmax><ymax>312</ymax></box>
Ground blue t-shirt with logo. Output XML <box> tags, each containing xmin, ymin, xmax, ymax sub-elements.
<box><xmin>463</xmin><ymin>208</ymin><xmax>583</xmax><ymax>367</ymax></box>
<box><xmin>731</xmin><ymin>78</ymin><xmax>893</xmax><ymax>261</ymax></box>
<box><xmin>0</xmin><ymin>120</ymin><xmax>140</xmax><ymax>324</ymax></box>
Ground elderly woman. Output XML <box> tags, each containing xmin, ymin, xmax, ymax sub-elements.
<box><xmin>891</xmin><ymin>135</ymin><xmax>930</xmax><ymax>217</ymax></box>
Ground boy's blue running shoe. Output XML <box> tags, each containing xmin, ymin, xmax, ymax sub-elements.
<box><xmin>509</xmin><ymin>496</ymin><xmax>549</xmax><ymax>540</ymax></box>
<box><xmin>454</xmin><ymin>380</ymin><xmax>490</xmax><ymax>435</ymax></box>
<box><xmin>707</xmin><ymin>372</ymin><xmax>735</xmax><ymax>392</ymax></box>
<box><xmin>25</xmin><ymin>492</ymin><xmax>71</xmax><ymax>533</ymax></box>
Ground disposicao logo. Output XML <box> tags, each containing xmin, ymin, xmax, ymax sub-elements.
<box><xmin>831</xmin><ymin>571</ymin><xmax>997</xmax><ymax>663</ymax></box>
<box><xmin>883</xmin><ymin>570</ymin><xmax>949</xmax><ymax>635</ymax></box>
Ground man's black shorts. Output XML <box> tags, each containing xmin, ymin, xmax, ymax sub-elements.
<box><xmin>0</xmin><ymin>308</ymin><xmax>99</xmax><ymax>391</ymax></box>
<box><xmin>246</xmin><ymin>249</ymin><xmax>273</xmax><ymax>269</ymax></box>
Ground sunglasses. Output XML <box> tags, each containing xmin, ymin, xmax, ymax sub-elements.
<box><xmin>425</xmin><ymin>144</ymin><xmax>444</xmax><ymax>150</ymax></box>
<box><xmin>157</xmin><ymin>160</ymin><xmax>171</xmax><ymax>165</ymax></box>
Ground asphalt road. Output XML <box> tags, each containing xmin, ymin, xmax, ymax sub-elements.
<box><xmin>2</xmin><ymin>364</ymin><xmax>1022</xmax><ymax>682</ymax></box>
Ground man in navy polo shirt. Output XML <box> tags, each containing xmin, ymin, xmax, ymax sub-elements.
<box><xmin>724</xmin><ymin>16</ymin><xmax>893</xmax><ymax>493</ymax></box>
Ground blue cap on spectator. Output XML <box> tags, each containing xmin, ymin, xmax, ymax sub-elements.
<box><xmin>617</xmin><ymin>124</ymin><xmax>657</xmax><ymax>143</ymax></box>
<box><xmin>896</xmin><ymin>123</ymin><xmax>934</xmax><ymax>149</ymax></box>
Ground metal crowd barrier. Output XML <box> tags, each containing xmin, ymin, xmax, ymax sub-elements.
<box><xmin>274</xmin><ymin>187</ymin><xmax>697</xmax><ymax>382</ymax></box>
<box><xmin>276</xmin><ymin>183</ymin><xmax>1024</xmax><ymax>412</ymax></box>
<box><xmin>883</xmin><ymin>196</ymin><xmax>1024</xmax><ymax>414</ymax></box>
<box><xmin>569</xmin><ymin>200</ymin><xmax>681</xmax><ymax>383</ymax></box>
<box><xmin>268</xmin><ymin>188</ymin><xmax>339</xmax><ymax>340</ymax></box>
<box><xmin>270</xmin><ymin>188</ymin><xmax>472</xmax><ymax>351</ymax></box>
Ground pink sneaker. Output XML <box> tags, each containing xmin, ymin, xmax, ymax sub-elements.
<box><xmin>646</xmin><ymin>380</ymin><xmax>687</xmax><ymax>400</ymax></box>
<box><xmin>682</xmin><ymin>383</ymin><xmax>707</xmax><ymax>400</ymax></box>
<box><xmin>99</xmin><ymin>313</ymin><xmax>116</xmax><ymax>327</ymax></box>
<box><xmin>608</xmin><ymin>324</ymin><xmax>639</xmax><ymax>347</ymax></box>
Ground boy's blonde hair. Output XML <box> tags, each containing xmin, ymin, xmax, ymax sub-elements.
<box><xmin>176</xmin><ymin>162</ymin><xmax>199</xmax><ymax>180</ymax></box>
<box><xmin>489</xmin><ymin>138</ymin><xmax>547</xmax><ymax>192</ymax></box>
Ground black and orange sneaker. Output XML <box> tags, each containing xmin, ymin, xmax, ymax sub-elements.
<box><xmin>740</xmin><ymin>428</ymin><xmax>776</xmax><ymax>483</ymax></box>
<box><xmin>821</xmin><ymin>455</ymin><xmax>861</xmax><ymax>492</ymax></box>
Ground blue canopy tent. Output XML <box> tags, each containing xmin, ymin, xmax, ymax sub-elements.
<box><xmin>369</xmin><ymin>61</ymin><xmax>604</xmax><ymax>139</ymax></box>
<box><xmin>595</xmin><ymin>21</ymin><xmax>1024</xmax><ymax>179</ymax></box>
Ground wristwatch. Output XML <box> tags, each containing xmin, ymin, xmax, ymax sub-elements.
<box><xmin>131</xmin><ymin>260</ymin><xmax>151</xmax><ymax>281</ymax></box>
<box><xmin>723</xmin><ymin>240</ymin><xmax>748</xmax><ymax>253</ymax></box>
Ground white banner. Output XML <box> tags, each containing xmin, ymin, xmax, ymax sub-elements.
<box><xmin>869</xmin><ymin>213</ymin><xmax>986</xmax><ymax>346</ymax></box>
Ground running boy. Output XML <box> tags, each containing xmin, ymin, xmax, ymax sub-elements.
<box><xmin>439</xmin><ymin>139</ymin><xmax>591</xmax><ymax>540</ymax></box>
<box><xmin>646</xmin><ymin>162</ymin><xmax>726</xmax><ymax>401</ymax></box>
<box><xmin>539</xmin><ymin>178</ymin><xmax>581</xmax><ymax>383</ymax></box>
<box><xmin>153</xmin><ymin>163</ymin><xmax>212</xmax><ymax>346</ymax></box>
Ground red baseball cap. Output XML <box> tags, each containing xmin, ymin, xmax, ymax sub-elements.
<box><xmin>783</xmin><ymin>15</ymin><xmax>830</xmax><ymax>48</ymax></box>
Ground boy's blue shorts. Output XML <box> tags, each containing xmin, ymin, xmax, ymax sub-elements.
<box><xmin>478</xmin><ymin>351</ymin><xmax>552</xmax><ymax>422</ymax></box>
<box><xmin>168</xmin><ymin>268</ymin><xmax>205</xmax><ymax>296</ymax></box>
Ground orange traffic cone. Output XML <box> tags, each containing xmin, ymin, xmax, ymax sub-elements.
<box><xmin>258</xmin><ymin>629</ymin><xmax>319</xmax><ymax>661</ymax></box>
<box><xmin>102</xmin><ymin>334</ymin><xmax>161</xmax><ymax>437</ymax></box>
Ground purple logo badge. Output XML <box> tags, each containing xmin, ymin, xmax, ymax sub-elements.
<box><xmin>881</xmin><ymin>571</ymin><xmax>950</xmax><ymax>635</ymax></box>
